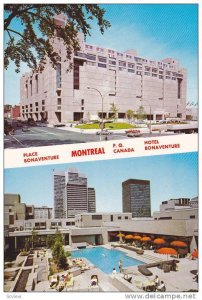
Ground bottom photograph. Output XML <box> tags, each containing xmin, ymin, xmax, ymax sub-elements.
<box><xmin>4</xmin><ymin>152</ymin><xmax>198</xmax><ymax>293</ymax></box>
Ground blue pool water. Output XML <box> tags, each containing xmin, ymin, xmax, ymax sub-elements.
<box><xmin>71</xmin><ymin>246</ymin><xmax>144</xmax><ymax>274</ymax></box>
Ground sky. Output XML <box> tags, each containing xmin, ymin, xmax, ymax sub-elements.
<box><xmin>4</xmin><ymin>4</ymin><xmax>198</xmax><ymax>106</ymax></box>
<box><xmin>4</xmin><ymin>152</ymin><xmax>198</xmax><ymax>214</ymax></box>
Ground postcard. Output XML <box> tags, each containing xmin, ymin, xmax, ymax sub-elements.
<box><xmin>3</xmin><ymin>2</ymin><xmax>199</xmax><ymax>299</ymax></box>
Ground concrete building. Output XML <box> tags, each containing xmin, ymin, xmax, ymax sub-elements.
<box><xmin>34</xmin><ymin>206</ymin><xmax>53</xmax><ymax>219</ymax></box>
<box><xmin>160</xmin><ymin>198</ymin><xmax>191</xmax><ymax>212</ymax></box>
<box><xmin>20</xmin><ymin>15</ymin><xmax>187</xmax><ymax>125</ymax></box>
<box><xmin>53</xmin><ymin>168</ymin><xmax>96</xmax><ymax>218</ymax></box>
<box><xmin>122</xmin><ymin>179</ymin><xmax>151</xmax><ymax>218</ymax></box>
<box><xmin>190</xmin><ymin>196</ymin><xmax>198</xmax><ymax>209</ymax></box>
<box><xmin>6</xmin><ymin>206</ymin><xmax>198</xmax><ymax>254</ymax></box>
<box><xmin>4</xmin><ymin>194</ymin><xmax>26</xmax><ymax>226</ymax></box>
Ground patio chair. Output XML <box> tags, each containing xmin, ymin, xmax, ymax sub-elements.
<box><xmin>134</xmin><ymin>280</ymin><xmax>144</xmax><ymax>290</ymax></box>
<box><xmin>66</xmin><ymin>276</ymin><xmax>74</xmax><ymax>288</ymax></box>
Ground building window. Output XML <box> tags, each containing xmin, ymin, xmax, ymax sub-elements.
<box><xmin>125</xmin><ymin>216</ymin><xmax>128</xmax><ymax>220</ymax></box>
<box><xmin>128</xmin><ymin>69</ymin><xmax>135</xmax><ymax>73</ymax></box>
<box><xmin>190</xmin><ymin>215</ymin><xmax>195</xmax><ymax>219</ymax></box>
<box><xmin>57</xmin><ymin>98</ymin><xmax>62</xmax><ymax>105</ymax></box>
<box><xmin>81</xmin><ymin>99</ymin><xmax>84</xmax><ymax>106</ymax></box>
<box><xmin>74</xmin><ymin>60</ymin><xmax>81</xmax><ymax>90</ymax></box>
<box><xmin>136</xmin><ymin>71</ymin><xmax>142</xmax><ymax>75</ymax></box>
<box><xmin>42</xmin><ymin>100</ymin><xmax>45</xmax><ymax>105</ymax></box>
<box><xmin>128</xmin><ymin>63</ymin><xmax>135</xmax><ymax>69</ymax></box>
<box><xmin>30</xmin><ymin>80</ymin><xmax>32</xmax><ymax>96</ymax></box>
<box><xmin>92</xmin><ymin>215</ymin><xmax>102</xmax><ymax>220</ymax></box>
<box><xmin>35</xmin><ymin>102</ymin><xmax>38</xmax><ymax>106</ymax></box>
<box><xmin>98</xmin><ymin>63</ymin><xmax>107</xmax><ymax>68</ymax></box>
<box><xmin>109</xmin><ymin>60</ymin><xmax>116</xmax><ymax>65</ymax></box>
<box><xmin>177</xmin><ymin>78</ymin><xmax>182</xmax><ymax>99</ymax></box>
<box><xmin>26</xmin><ymin>82</ymin><xmax>28</xmax><ymax>98</ymax></box>
<box><xmin>118</xmin><ymin>216</ymin><xmax>121</xmax><ymax>220</ymax></box>
<box><xmin>56</xmin><ymin>64</ymin><xmax>61</xmax><ymax>88</ymax></box>
<box><xmin>119</xmin><ymin>61</ymin><xmax>126</xmax><ymax>67</ymax></box>
<box><xmin>42</xmin><ymin>106</ymin><xmax>45</xmax><ymax>111</ymax></box>
<box><xmin>35</xmin><ymin>74</ymin><xmax>38</xmax><ymax>93</ymax></box>
<box><xmin>98</xmin><ymin>56</ymin><xmax>107</xmax><ymax>63</ymax></box>
<box><xmin>30</xmin><ymin>104</ymin><xmax>32</xmax><ymax>107</ymax></box>
<box><xmin>86</xmin><ymin>54</ymin><xmax>96</xmax><ymax>61</ymax></box>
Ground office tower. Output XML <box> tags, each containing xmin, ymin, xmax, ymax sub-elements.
<box><xmin>53</xmin><ymin>170</ymin><xmax>66</xmax><ymax>219</ymax></box>
<box><xmin>53</xmin><ymin>168</ymin><xmax>96</xmax><ymax>218</ymax></box>
<box><xmin>88</xmin><ymin>188</ymin><xmax>96</xmax><ymax>213</ymax></box>
<box><xmin>122</xmin><ymin>179</ymin><xmax>151</xmax><ymax>218</ymax></box>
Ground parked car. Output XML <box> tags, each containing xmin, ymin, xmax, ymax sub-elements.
<box><xmin>96</xmin><ymin>129</ymin><xmax>113</xmax><ymax>135</ymax></box>
<box><xmin>125</xmin><ymin>129</ymin><xmax>141</xmax><ymax>134</ymax></box>
<box><xmin>127</xmin><ymin>130</ymin><xmax>142</xmax><ymax>137</ymax></box>
<box><xmin>53</xmin><ymin>124</ymin><xmax>66</xmax><ymax>127</ymax></box>
<box><xmin>22</xmin><ymin>125</ymin><xmax>30</xmax><ymax>132</ymax></box>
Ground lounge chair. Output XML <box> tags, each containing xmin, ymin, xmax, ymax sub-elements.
<box><xmin>134</xmin><ymin>280</ymin><xmax>144</xmax><ymax>290</ymax></box>
<box><xmin>90</xmin><ymin>275</ymin><xmax>99</xmax><ymax>286</ymax></box>
<box><xmin>57</xmin><ymin>281</ymin><xmax>65</xmax><ymax>292</ymax></box>
<box><xmin>66</xmin><ymin>276</ymin><xmax>74</xmax><ymax>288</ymax></box>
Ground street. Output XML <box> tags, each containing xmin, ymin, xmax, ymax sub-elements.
<box><xmin>4</xmin><ymin>125</ymin><xmax>182</xmax><ymax>149</ymax></box>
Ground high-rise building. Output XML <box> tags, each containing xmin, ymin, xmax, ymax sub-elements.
<box><xmin>53</xmin><ymin>170</ymin><xmax>66</xmax><ymax>219</ymax></box>
<box><xmin>53</xmin><ymin>168</ymin><xmax>96</xmax><ymax>218</ymax></box>
<box><xmin>88</xmin><ymin>188</ymin><xmax>96</xmax><ymax>213</ymax></box>
<box><xmin>122</xmin><ymin>179</ymin><xmax>151</xmax><ymax>218</ymax></box>
<box><xmin>20</xmin><ymin>15</ymin><xmax>187</xmax><ymax>125</ymax></box>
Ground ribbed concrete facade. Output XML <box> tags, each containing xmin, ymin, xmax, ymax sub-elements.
<box><xmin>122</xmin><ymin>179</ymin><xmax>151</xmax><ymax>218</ymax></box>
<box><xmin>20</xmin><ymin>15</ymin><xmax>187</xmax><ymax>125</ymax></box>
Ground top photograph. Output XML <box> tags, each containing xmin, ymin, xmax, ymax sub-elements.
<box><xmin>4</xmin><ymin>4</ymin><xmax>198</xmax><ymax>149</ymax></box>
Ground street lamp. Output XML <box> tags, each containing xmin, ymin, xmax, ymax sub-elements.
<box><xmin>138</xmin><ymin>98</ymin><xmax>152</xmax><ymax>135</ymax></box>
<box><xmin>87</xmin><ymin>87</ymin><xmax>116</xmax><ymax>140</ymax></box>
<box><xmin>87</xmin><ymin>87</ymin><xmax>105</xmax><ymax>141</ymax></box>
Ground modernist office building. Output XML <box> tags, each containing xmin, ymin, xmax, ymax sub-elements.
<box><xmin>122</xmin><ymin>179</ymin><xmax>151</xmax><ymax>218</ymax></box>
<box><xmin>20</xmin><ymin>15</ymin><xmax>187</xmax><ymax>125</ymax></box>
<box><xmin>53</xmin><ymin>168</ymin><xmax>96</xmax><ymax>218</ymax></box>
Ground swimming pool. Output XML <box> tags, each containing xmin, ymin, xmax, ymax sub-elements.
<box><xmin>71</xmin><ymin>246</ymin><xmax>144</xmax><ymax>274</ymax></box>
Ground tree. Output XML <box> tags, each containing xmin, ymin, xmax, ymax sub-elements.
<box><xmin>46</xmin><ymin>235</ymin><xmax>55</xmax><ymax>249</ymax></box>
<box><xmin>109</xmin><ymin>102</ymin><xmax>119</xmax><ymax>121</ymax></box>
<box><xmin>4</xmin><ymin>4</ymin><xmax>111</xmax><ymax>72</ymax></box>
<box><xmin>52</xmin><ymin>240</ymin><xmax>62</xmax><ymax>264</ymax></box>
<box><xmin>58</xmin><ymin>247</ymin><xmax>68</xmax><ymax>269</ymax></box>
<box><xmin>126</xmin><ymin>109</ymin><xmax>134</xmax><ymax>123</ymax></box>
<box><xmin>55</xmin><ymin>227</ymin><xmax>64</xmax><ymax>244</ymax></box>
<box><xmin>31</xmin><ymin>228</ymin><xmax>38</xmax><ymax>249</ymax></box>
<box><xmin>136</xmin><ymin>105</ymin><xmax>146</xmax><ymax>120</ymax></box>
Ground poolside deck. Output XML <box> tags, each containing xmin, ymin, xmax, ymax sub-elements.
<box><xmin>5</xmin><ymin>245</ymin><xmax>198</xmax><ymax>293</ymax></box>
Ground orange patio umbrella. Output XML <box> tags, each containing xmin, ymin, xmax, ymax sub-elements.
<box><xmin>170</xmin><ymin>241</ymin><xmax>187</xmax><ymax>248</ymax></box>
<box><xmin>153</xmin><ymin>238</ymin><xmax>166</xmax><ymax>245</ymax></box>
<box><xmin>133</xmin><ymin>235</ymin><xmax>142</xmax><ymax>240</ymax></box>
<box><xmin>192</xmin><ymin>250</ymin><xmax>198</xmax><ymax>258</ymax></box>
<box><xmin>125</xmin><ymin>234</ymin><xmax>134</xmax><ymax>240</ymax></box>
<box><xmin>157</xmin><ymin>247</ymin><xmax>177</xmax><ymax>259</ymax></box>
<box><xmin>141</xmin><ymin>236</ymin><xmax>151</xmax><ymax>242</ymax></box>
